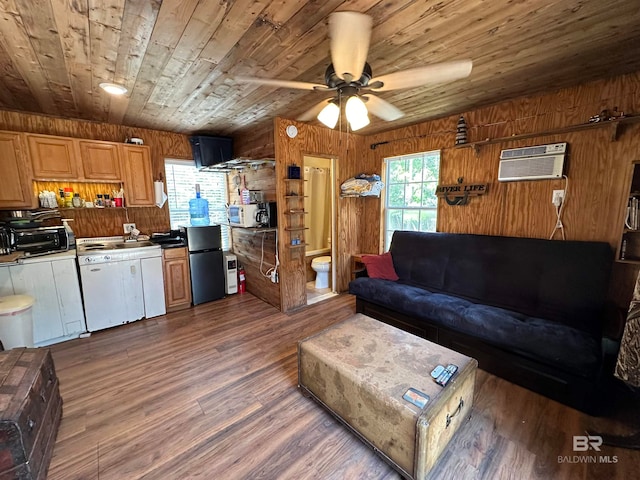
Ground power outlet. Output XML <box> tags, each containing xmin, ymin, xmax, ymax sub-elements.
<box><xmin>123</xmin><ymin>223</ymin><xmax>136</xmax><ymax>234</ymax></box>
<box><xmin>552</xmin><ymin>190</ymin><xmax>565</xmax><ymax>206</ymax></box>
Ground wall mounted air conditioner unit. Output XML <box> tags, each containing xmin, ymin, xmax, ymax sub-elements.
<box><xmin>498</xmin><ymin>142</ymin><xmax>566</xmax><ymax>181</ymax></box>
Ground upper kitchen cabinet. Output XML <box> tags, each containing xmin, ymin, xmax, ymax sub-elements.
<box><xmin>120</xmin><ymin>145</ymin><xmax>154</xmax><ymax>206</ymax></box>
<box><xmin>0</xmin><ymin>131</ymin><xmax>35</xmax><ymax>208</ymax></box>
<box><xmin>27</xmin><ymin>134</ymin><xmax>80</xmax><ymax>179</ymax></box>
<box><xmin>77</xmin><ymin>140</ymin><xmax>122</xmax><ymax>181</ymax></box>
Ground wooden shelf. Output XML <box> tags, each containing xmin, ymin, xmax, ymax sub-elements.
<box><xmin>285</xmin><ymin>227</ymin><xmax>308</xmax><ymax>232</ymax></box>
<box><xmin>286</xmin><ymin>243</ymin><xmax>308</xmax><ymax>249</ymax></box>
<box><xmin>284</xmin><ymin>195</ymin><xmax>308</xmax><ymax>199</ymax></box>
<box><xmin>456</xmin><ymin>115</ymin><xmax>640</xmax><ymax>153</ymax></box>
<box><xmin>284</xmin><ymin>211</ymin><xmax>307</xmax><ymax>215</ymax></box>
<box><xmin>284</xmin><ymin>178</ymin><xmax>307</xmax><ymax>181</ymax></box>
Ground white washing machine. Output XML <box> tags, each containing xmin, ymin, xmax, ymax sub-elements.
<box><xmin>223</xmin><ymin>253</ymin><xmax>238</xmax><ymax>294</ymax></box>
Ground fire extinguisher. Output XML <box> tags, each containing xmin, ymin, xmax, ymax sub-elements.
<box><xmin>238</xmin><ymin>266</ymin><xmax>246</xmax><ymax>294</ymax></box>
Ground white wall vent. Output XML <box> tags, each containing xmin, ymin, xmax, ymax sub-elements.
<box><xmin>500</xmin><ymin>142</ymin><xmax>567</xmax><ymax>159</ymax></box>
<box><xmin>498</xmin><ymin>154</ymin><xmax>565</xmax><ymax>181</ymax></box>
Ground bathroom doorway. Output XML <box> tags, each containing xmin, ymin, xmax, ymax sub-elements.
<box><xmin>303</xmin><ymin>155</ymin><xmax>337</xmax><ymax>305</ymax></box>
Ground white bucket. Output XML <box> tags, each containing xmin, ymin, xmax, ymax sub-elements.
<box><xmin>0</xmin><ymin>295</ymin><xmax>35</xmax><ymax>349</ymax></box>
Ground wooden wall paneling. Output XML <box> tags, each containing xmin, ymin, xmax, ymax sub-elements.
<box><xmin>231</xmin><ymin>228</ymin><xmax>280</xmax><ymax>310</ymax></box>
<box><xmin>51</xmin><ymin>207</ymin><xmax>168</xmax><ymax>239</ymax></box>
<box><xmin>226</xmin><ymin>164</ymin><xmax>277</xmax><ymax>206</ymax></box>
<box><xmin>232</xmin><ymin>122</ymin><xmax>275</xmax><ymax>160</ymax></box>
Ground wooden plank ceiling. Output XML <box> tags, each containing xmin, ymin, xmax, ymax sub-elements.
<box><xmin>0</xmin><ymin>0</ymin><xmax>639</xmax><ymax>137</ymax></box>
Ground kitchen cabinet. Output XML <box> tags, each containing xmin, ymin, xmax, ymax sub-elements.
<box><xmin>78</xmin><ymin>140</ymin><xmax>122</xmax><ymax>181</ymax></box>
<box><xmin>27</xmin><ymin>133</ymin><xmax>80</xmax><ymax>179</ymax></box>
<box><xmin>0</xmin><ymin>131</ymin><xmax>35</xmax><ymax>208</ymax></box>
<box><xmin>5</xmin><ymin>253</ymin><xmax>86</xmax><ymax>346</ymax></box>
<box><xmin>80</xmin><ymin>258</ymin><xmax>145</xmax><ymax>331</ymax></box>
<box><xmin>163</xmin><ymin>247</ymin><xmax>192</xmax><ymax>311</ymax></box>
<box><xmin>120</xmin><ymin>144</ymin><xmax>154</xmax><ymax>206</ymax></box>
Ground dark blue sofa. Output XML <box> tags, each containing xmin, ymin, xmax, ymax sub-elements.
<box><xmin>349</xmin><ymin>231</ymin><xmax>614</xmax><ymax>414</ymax></box>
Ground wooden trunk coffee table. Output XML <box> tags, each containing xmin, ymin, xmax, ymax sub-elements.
<box><xmin>298</xmin><ymin>313</ymin><xmax>477</xmax><ymax>479</ymax></box>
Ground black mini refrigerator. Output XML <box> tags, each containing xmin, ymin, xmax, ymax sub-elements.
<box><xmin>185</xmin><ymin>225</ymin><xmax>225</xmax><ymax>305</ymax></box>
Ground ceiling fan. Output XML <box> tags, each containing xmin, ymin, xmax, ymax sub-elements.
<box><xmin>235</xmin><ymin>11</ymin><xmax>473</xmax><ymax>131</ymax></box>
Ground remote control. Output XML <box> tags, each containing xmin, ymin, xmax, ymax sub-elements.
<box><xmin>435</xmin><ymin>364</ymin><xmax>458</xmax><ymax>387</ymax></box>
<box><xmin>430</xmin><ymin>365</ymin><xmax>445</xmax><ymax>379</ymax></box>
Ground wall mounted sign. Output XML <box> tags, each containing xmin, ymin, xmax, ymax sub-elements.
<box><xmin>435</xmin><ymin>178</ymin><xmax>488</xmax><ymax>205</ymax></box>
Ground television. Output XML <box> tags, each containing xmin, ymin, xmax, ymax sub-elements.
<box><xmin>189</xmin><ymin>135</ymin><xmax>233</xmax><ymax>168</ymax></box>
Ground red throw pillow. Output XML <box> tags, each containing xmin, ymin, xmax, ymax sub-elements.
<box><xmin>361</xmin><ymin>252</ymin><xmax>399</xmax><ymax>281</ymax></box>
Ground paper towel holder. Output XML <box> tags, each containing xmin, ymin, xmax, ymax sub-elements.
<box><xmin>154</xmin><ymin>180</ymin><xmax>167</xmax><ymax>208</ymax></box>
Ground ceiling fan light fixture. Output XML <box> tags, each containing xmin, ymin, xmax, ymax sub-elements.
<box><xmin>99</xmin><ymin>82</ymin><xmax>128</xmax><ymax>95</ymax></box>
<box><xmin>345</xmin><ymin>95</ymin><xmax>369</xmax><ymax>131</ymax></box>
<box><xmin>317</xmin><ymin>102</ymin><xmax>340</xmax><ymax>129</ymax></box>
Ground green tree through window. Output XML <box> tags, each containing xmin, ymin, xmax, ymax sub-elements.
<box><xmin>384</xmin><ymin>151</ymin><xmax>440</xmax><ymax>250</ymax></box>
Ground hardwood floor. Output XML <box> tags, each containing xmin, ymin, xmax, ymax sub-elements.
<box><xmin>48</xmin><ymin>293</ymin><xmax>639</xmax><ymax>479</ymax></box>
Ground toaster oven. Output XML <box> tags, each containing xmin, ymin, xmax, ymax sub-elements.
<box><xmin>11</xmin><ymin>226</ymin><xmax>69</xmax><ymax>255</ymax></box>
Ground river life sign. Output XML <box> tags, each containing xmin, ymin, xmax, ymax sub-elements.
<box><xmin>435</xmin><ymin>179</ymin><xmax>488</xmax><ymax>205</ymax></box>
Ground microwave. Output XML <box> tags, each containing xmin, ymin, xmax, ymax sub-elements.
<box><xmin>10</xmin><ymin>226</ymin><xmax>69</xmax><ymax>256</ymax></box>
<box><xmin>228</xmin><ymin>204</ymin><xmax>260</xmax><ymax>228</ymax></box>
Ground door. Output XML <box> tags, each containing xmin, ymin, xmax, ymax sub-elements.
<box><xmin>9</xmin><ymin>262</ymin><xmax>65</xmax><ymax>344</ymax></box>
<box><xmin>27</xmin><ymin>134</ymin><xmax>80</xmax><ymax>179</ymax></box>
<box><xmin>0</xmin><ymin>132</ymin><xmax>34</xmax><ymax>208</ymax></box>
<box><xmin>141</xmin><ymin>256</ymin><xmax>166</xmax><ymax>318</ymax></box>
<box><xmin>189</xmin><ymin>250</ymin><xmax>225</xmax><ymax>305</ymax></box>
<box><xmin>80</xmin><ymin>260</ymin><xmax>144</xmax><ymax>332</ymax></box>
<box><xmin>120</xmin><ymin>145</ymin><xmax>154</xmax><ymax>206</ymax></box>
<box><xmin>78</xmin><ymin>140</ymin><xmax>122</xmax><ymax>180</ymax></box>
<box><xmin>163</xmin><ymin>247</ymin><xmax>192</xmax><ymax>310</ymax></box>
<box><xmin>51</xmin><ymin>258</ymin><xmax>86</xmax><ymax>336</ymax></box>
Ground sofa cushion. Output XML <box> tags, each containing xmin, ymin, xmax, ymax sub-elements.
<box><xmin>361</xmin><ymin>252</ymin><xmax>399</xmax><ymax>280</ymax></box>
<box><xmin>349</xmin><ymin>278</ymin><xmax>601</xmax><ymax>377</ymax></box>
<box><xmin>389</xmin><ymin>231</ymin><xmax>613</xmax><ymax>337</ymax></box>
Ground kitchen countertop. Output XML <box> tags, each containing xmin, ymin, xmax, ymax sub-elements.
<box><xmin>0</xmin><ymin>249</ymin><xmax>77</xmax><ymax>266</ymax></box>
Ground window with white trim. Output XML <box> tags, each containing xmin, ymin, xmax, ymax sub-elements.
<box><xmin>164</xmin><ymin>159</ymin><xmax>230</xmax><ymax>250</ymax></box>
<box><xmin>384</xmin><ymin>150</ymin><xmax>441</xmax><ymax>250</ymax></box>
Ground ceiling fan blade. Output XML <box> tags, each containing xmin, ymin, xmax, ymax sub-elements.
<box><xmin>369</xmin><ymin>60</ymin><xmax>473</xmax><ymax>91</ymax></box>
<box><xmin>235</xmin><ymin>76</ymin><xmax>328</xmax><ymax>91</ymax></box>
<box><xmin>363</xmin><ymin>95</ymin><xmax>404</xmax><ymax>121</ymax></box>
<box><xmin>297</xmin><ymin>98</ymin><xmax>334</xmax><ymax>122</ymax></box>
<box><xmin>329</xmin><ymin>11</ymin><xmax>372</xmax><ymax>82</ymax></box>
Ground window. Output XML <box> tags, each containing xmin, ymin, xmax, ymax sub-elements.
<box><xmin>164</xmin><ymin>159</ymin><xmax>230</xmax><ymax>250</ymax></box>
<box><xmin>384</xmin><ymin>150</ymin><xmax>441</xmax><ymax>250</ymax></box>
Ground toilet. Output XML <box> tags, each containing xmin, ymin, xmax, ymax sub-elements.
<box><xmin>311</xmin><ymin>256</ymin><xmax>331</xmax><ymax>289</ymax></box>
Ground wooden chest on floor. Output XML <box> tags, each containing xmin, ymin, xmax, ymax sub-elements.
<box><xmin>298</xmin><ymin>314</ymin><xmax>477</xmax><ymax>480</ymax></box>
<box><xmin>0</xmin><ymin>349</ymin><xmax>63</xmax><ymax>480</ymax></box>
